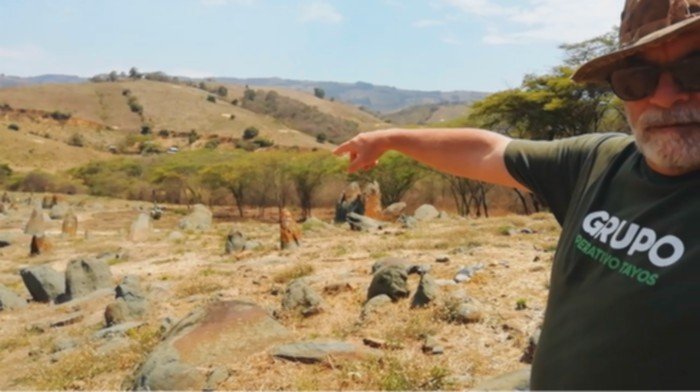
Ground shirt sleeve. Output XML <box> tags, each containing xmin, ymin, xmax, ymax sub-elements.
<box><xmin>503</xmin><ymin>133</ymin><xmax>628</xmax><ymax>224</ymax></box>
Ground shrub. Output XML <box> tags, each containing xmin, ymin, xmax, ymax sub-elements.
<box><xmin>229</xmin><ymin>114</ymin><xmax>236</xmax><ymax>120</ymax></box>
<box><xmin>231</xmin><ymin>99</ymin><xmax>239</xmax><ymax>106</ymax></box>
<box><xmin>67</xmin><ymin>133</ymin><xmax>84</xmax><ymax>147</ymax></box>
<box><xmin>158</xmin><ymin>129</ymin><xmax>170</xmax><ymax>137</ymax></box>
<box><xmin>313</xmin><ymin>87</ymin><xmax>325</xmax><ymax>99</ymax></box>
<box><xmin>0</xmin><ymin>163</ymin><xmax>12</xmax><ymax>184</ymax></box>
<box><xmin>204</xmin><ymin>139</ymin><xmax>220</xmax><ymax>149</ymax></box>
<box><xmin>207</xmin><ymin>95</ymin><xmax>216</xmax><ymax>103</ymax></box>
<box><xmin>316</xmin><ymin>133</ymin><xmax>327</xmax><ymax>143</ymax></box>
<box><xmin>128</xmin><ymin>97</ymin><xmax>143</xmax><ymax>114</ymax></box>
<box><xmin>141</xmin><ymin>126</ymin><xmax>152</xmax><ymax>135</ymax></box>
<box><xmin>9</xmin><ymin>170</ymin><xmax>85</xmax><ymax>194</ymax></box>
<box><xmin>7</xmin><ymin>124</ymin><xmax>19</xmax><ymax>131</ymax></box>
<box><xmin>242</xmin><ymin>127</ymin><xmax>259</xmax><ymax>140</ymax></box>
<box><xmin>188</xmin><ymin>129</ymin><xmax>200</xmax><ymax>145</ymax></box>
<box><xmin>122</xmin><ymin>89</ymin><xmax>131</xmax><ymax>96</ymax></box>
<box><xmin>216</xmin><ymin>86</ymin><xmax>228</xmax><ymax>97</ymax></box>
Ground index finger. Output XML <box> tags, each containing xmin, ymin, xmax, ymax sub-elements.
<box><xmin>333</xmin><ymin>142</ymin><xmax>353</xmax><ymax>156</ymax></box>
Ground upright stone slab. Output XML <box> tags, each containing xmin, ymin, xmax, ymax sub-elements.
<box><xmin>225</xmin><ymin>229</ymin><xmax>247</xmax><ymax>254</ymax></box>
<box><xmin>279</xmin><ymin>209</ymin><xmax>301</xmax><ymax>250</ymax></box>
<box><xmin>24</xmin><ymin>208</ymin><xmax>48</xmax><ymax>236</ymax></box>
<box><xmin>334</xmin><ymin>182</ymin><xmax>364</xmax><ymax>223</ymax></box>
<box><xmin>129</xmin><ymin>301</ymin><xmax>292</xmax><ymax>390</ymax></box>
<box><xmin>49</xmin><ymin>203</ymin><xmax>68</xmax><ymax>220</ymax></box>
<box><xmin>129</xmin><ymin>213</ymin><xmax>152</xmax><ymax>242</ymax></box>
<box><xmin>64</xmin><ymin>258</ymin><xmax>113</xmax><ymax>300</ymax></box>
<box><xmin>363</xmin><ymin>181</ymin><xmax>383</xmax><ymax>220</ymax></box>
<box><xmin>178</xmin><ymin>204</ymin><xmax>212</xmax><ymax>231</ymax></box>
<box><xmin>20</xmin><ymin>265</ymin><xmax>65</xmax><ymax>303</ymax></box>
<box><xmin>383</xmin><ymin>202</ymin><xmax>407</xmax><ymax>219</ymax></box>
<box><xmin>62</xmin><ymin>210</ymin><xmax>78</xmax><ymax>236</ymax></box>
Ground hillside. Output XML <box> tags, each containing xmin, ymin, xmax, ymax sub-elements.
<box><xmin>0</xmin><ymin>80</ymin><xmax>368</xmax><ymax>169</ymax></box>
<box><xmin>384</xmin><ymin>103</ymin><xmax>472</xmax><ymax>126</ymax></box>
<box><xmin>0</xmin><ymin>74</ymin><xmax>488</xmax><ymax>114</ymax></box>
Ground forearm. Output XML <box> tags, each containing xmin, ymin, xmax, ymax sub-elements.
<box><xmin>336</xmin><ymin>128</ymin><xmax>526</xmax><ymax>190</ymax></box>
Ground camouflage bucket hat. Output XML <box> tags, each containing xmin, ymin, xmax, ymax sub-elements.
<box><xmin>573</xmin><ymin>0</ymin><xmax>700</xmax><ymax>83</ymax></box>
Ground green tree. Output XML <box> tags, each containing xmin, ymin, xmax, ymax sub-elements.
<box><xmin>468</xmin><ymin>29</ymin><xmax>627</xmax><ymax>140</ymax></box>
<box><xmin>216</xmin><ymin>86</ymin><xmax>228</xmax><ymax>97</ymax></box>
<box><xmin>129</xmin><ymin>67</ymin><xmax>141</xmax><ymax>79</ymax></box>
<box><xmin>201</xmin><ymin>154</ymin><xmax>255</xmax><ymax>217</ymax></box>
<box><xmin>313</xmin><ymin>87</ymin><xmax>325</xmax><ymax>99</ymax></box>
<box><xmin>288</xmin><ymin>151</ymin><xmax>343</xmax><ymax>218</ymax></box>
<box><xmin>352</xmin><ymin>151</ymin><xmax>426</xmax><ymax>207</ymax></box>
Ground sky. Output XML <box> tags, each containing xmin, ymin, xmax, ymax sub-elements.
<box><xmin>0</xmin><ymin>0</ymin><xmax>621</xmax><ymax>92</ymax></box>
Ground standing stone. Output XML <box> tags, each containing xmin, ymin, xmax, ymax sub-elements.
<box><xmin>0</xmin><ymin>284</ymin><xmax>27</xmax><ymax>310</ymax></box>
<box><xmin>64</xmin><ymin>258</ymin><xmax>113</xmax><ymax>300</ymax></box>
<box><xmin>178</xmin><ymin>204</ymin><xmax>212</xmax><ymax>231</ymax></box>
<box><xmin>397</xmin><ymin>214</ymin><xmax>417</xmax><ymax>229</ymax></box>
<box><xmin>30</xmin><ymin>235</ymin><xmax>51</xmax><ymax>256</ymax></box>
<box><xmin>280</xmin><ymin>209</ymin><xmax>301</xmax><ymax>250</ymax></box>
<box><xmin>367</xmin><ymin>264</ymin><xmax>409</xmax><ymax>302</ymax></box>
<box><xmin>363</xmin><ymin>181</ymin><xmax>383</xmax><ymax>220</ymax></box>
<box><xmin>414</xmin><ymin>204</ymin><xmax>440</xmax><ymax>221</ymax></box>
<box><xmin>62</xmin><ymin>210</ymin><xmax>78</xmax><ymax>236</ymax></box>
<box><xmin>225</xmin><ymin>229</ymin><xmax>247</xmax><ymax>254</ymax></box>
<box><xmin>411</xmin><ymin>273</ymin><xmax>439</xmax><ymax>308</ymax></box>
<box><xmin>1</xmin><ymin>192</ymin><xmax>10</xmax><ymax>203</ymax></box>
<box><xmin>281</xmin><ymin>279</ymin><xmax>323</xmax><ymax>317</ymax></box>
<box><xmin>24</xmin><ymin>208</ymin><xmax>48</xmax><ymax>236</ymax></box>
<box><xmin>334</xmin><ymin>182</ymin><xmax>364</xmax><ymax>223</ymax></box>
<box><xmin>129</xmin><ymin>213</ymin><xmax>152</xmax><ymax>242</ymax></box>
<box><xmin>20</xmin><ymin>265</ymin><xmax>65</xmax><ymax>303</ymax></box>
<box><xmin>41</xmin><ymin>195</ymin><xmax>54</xmax><ymax>209</ymax></box>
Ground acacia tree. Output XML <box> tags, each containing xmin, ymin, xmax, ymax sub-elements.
<box><xmin>442</xmin><ymin>174</ymin><xmax>493</xmax><ymax>217</ymax></box>
<box><xmin>288</xmin><ymin>151</ymin><xmax>344</xmax><ymax>219</ymax></box>
<box><xmin>351</xmin><ymin>151</ymin><xmax>426</xmax><ymax>207</ymax></box>
<box><xmin>200</xmin><ymin>155</ymin><xmax>256</xmax><ymax>217</ymax></box>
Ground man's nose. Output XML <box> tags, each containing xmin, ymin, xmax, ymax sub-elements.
<box><xmin>648</xmin><ymin>72</ymin><xmax>691</xmax><ymax>108</ymax></box>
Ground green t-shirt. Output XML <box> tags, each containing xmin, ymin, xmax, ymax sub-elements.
<box><xmin>505</xmin><ymin>133</ymin><xmax>700</xmax><ymax>390</ymax></box>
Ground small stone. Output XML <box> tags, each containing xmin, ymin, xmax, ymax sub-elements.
<box><xmin>435</xmin><ymin>255</ymin><xmax>450</xmax><ymax>263</ymax></box>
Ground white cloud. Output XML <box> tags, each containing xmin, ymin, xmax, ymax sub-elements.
<box><xmin>443</xmin><ymin>0</ymin><xmax>619</xmax><ymax>44</ymax></box>
<box><xmin>413</xmin><ymin>19</ymin><xmax>446</xmax><ymax>28</ymax></box>
<box><xmin>299</xmin><ymin>1</ymin><xmax>343</xmax><ymax>24</ymax></box>
<box><xmin>0</xmin><ymin>45</ymin><xmax>44</xmax><ymax>61</ymax></box>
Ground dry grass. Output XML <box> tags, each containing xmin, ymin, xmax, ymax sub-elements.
<box><xmin>272</xmin><ymin>262</ymin><xmax>315</xmax><ymax>284</ymax></box>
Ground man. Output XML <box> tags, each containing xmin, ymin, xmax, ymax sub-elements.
<box><xmin>334</xmin><ymin>0</ymin><xmax>700</xmax><ymax>389</ymax></box>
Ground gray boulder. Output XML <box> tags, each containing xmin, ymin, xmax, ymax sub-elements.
<box><xmin>49</xmin><ymin>203</ymin><xmax>68</xmax><ymax>220</ymax></box>
<box><xmin>20</xmin><ymin>265</ymin><xmax>65</xmax><ymax>303</ymax></box>
<box><xmin>367</xmin><ymin>264</ymin><xmax>409</xmax><ymax>301</ymax></box>
<box><xmin>414</xmin><ymin>204</ymin><xmax>440</xmax><ymax>221</ymax></box>
<box><xmin>178</xmin><ymin>204</ymin><xmax>212</xmax><ymax>231</ymax></box>
<box><xmin>382</xmin><ymin>202</ymin><xmax>407</xmax><ymax>219</ymax></box>
<box><xmin>64</xmin><ymin>258</ymin><xmax>113</xmax><ymax>301</ymax></box>
<box><xmin>411</xmin><ymin>273</ymin><xmax>439</xmax><ymax>308</ymax></box>
<box><xmin>128</xmin><ymin>301</ymin><xmax>291</xmax><ymax>390</ymax></box>
<box><xmin>347</xmin><ymin>212</ymin><xmax>385</xmax><ymax>231</ymax></box>
<box><xmin>105</xmin><ymin>275</ymin><xmax>148</xmax><ymax>325</ymax></box>
<box><xmin>281</xmin><ymin>279</ymin><xmax>323</xmax><ymax>317</ymax></box>
<box><xmin>454</xmin><ymin>263</ymin><xmax>485</xmax><ymax>283</ymax></box>
<box><xmin>224</xmin><ymin>230</ymin><xmax>247</xmax><ymax>254</ymax></box>
<box><xmin>0</xmin><ymin>284</ymin><xmax>27</xmax><ymax>310</ymax></box>
<box><xmin>360</xmin><ymin>294</ymin><xmax>392</xmax><ymax>321</ymax></box>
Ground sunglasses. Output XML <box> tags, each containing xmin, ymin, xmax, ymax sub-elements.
<box><xmin>608</xmin><ymin>52</ymin><xmax>700</xmax><ymax>101</ymax></box>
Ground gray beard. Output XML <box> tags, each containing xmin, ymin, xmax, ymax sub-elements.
<box><xmin>627</xmin><ymin>104</ymin><xmax>700</xmax><ymax>175</ymax></box>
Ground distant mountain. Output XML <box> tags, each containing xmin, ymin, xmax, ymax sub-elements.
<box><xmin>215</xmin><ymin>77</ymin><xmax>488</xmax><ymax>113</ymax></box>
<box><xmin>0</xmin><ymin>74</ymin><xmax>85</xmax><ymax>88</ymax></box>
<box><xmin>0</xmin><ymin>74</ymin><xmax>488</xmax><ymax>113</ymax></box>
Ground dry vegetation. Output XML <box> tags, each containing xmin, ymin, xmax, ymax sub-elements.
<box><xmin>0</xmin><ymin>191</ymin><xmax>557</xmax><ymax>390</ymax></box>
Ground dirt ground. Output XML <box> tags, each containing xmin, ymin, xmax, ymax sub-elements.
<box><xmin>0</xmin><ymin>192</ymin><xmax>558</xmax><ymax>390</ymax></box>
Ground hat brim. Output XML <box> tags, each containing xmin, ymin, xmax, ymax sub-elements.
<box><xmin>572</xmin><ymin>15</ymin><xmax>700</xmax><ymax>84</ymax></box>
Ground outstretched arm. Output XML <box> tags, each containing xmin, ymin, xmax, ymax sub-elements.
<box><xmin>333</xmin><ymin>128</ymin><xmax>528</xmax><ymax>191</ymax></box>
